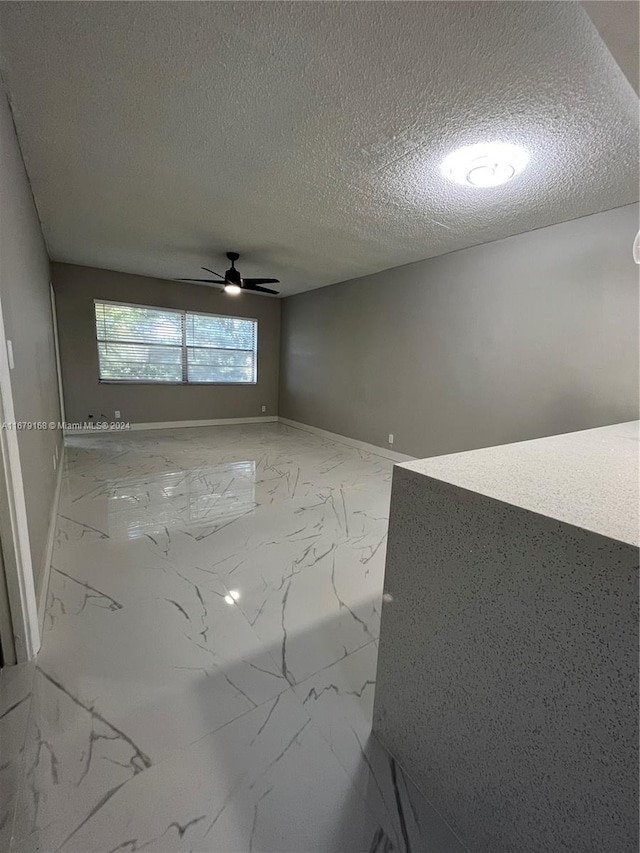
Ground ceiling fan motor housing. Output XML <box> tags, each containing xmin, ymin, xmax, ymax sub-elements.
<box><xmin>225</xmin><ymin>251</ymin><xmax>242</xmax><ymax>283</ymax></box>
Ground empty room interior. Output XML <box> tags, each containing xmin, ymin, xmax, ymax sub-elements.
<box><xmin>0</xmin><ymin>2</ymin><xmax>638</xmax><ymax>852</ymax></box>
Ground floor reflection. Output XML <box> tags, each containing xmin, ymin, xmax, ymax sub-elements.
<box><xmin>107</xmin><ymin>460</ymin><xmax>257</xmax><ymax>538</ymax></box>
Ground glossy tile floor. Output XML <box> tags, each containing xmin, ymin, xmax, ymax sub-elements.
<box><xmin>1</xmin><ymin>424</ymin><xmax>466</xmax><ymax>853</ymax></box>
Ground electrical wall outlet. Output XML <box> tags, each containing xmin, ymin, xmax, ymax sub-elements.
<box><xmin>388</xmin><ymin>433</ymin><xmax>394</xmax><ymax>445</ymax></box>
<box><xmin>115</xmin><ymin>410</ymin><xmax>121</xmax><ymax>419</ymax></box>
<box><xmin>6</xmin><ymin>340</ymin><xmax>14</xmax><ymax>369</ymax></box>
<box><xmin>261</xmin><ymin>405</ymin><xmax>267</xmax><ymax>413</ymax></box>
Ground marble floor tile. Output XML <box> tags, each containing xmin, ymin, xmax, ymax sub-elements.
<box><xmin>223</xmin><ymin>536</ymin><xmax>384</xmax><ymax>685</ymax></box>
<box><xmin>293</xmin><ymin>643</ymin><xmax>469</xmax><ymax>853</ymax></box>
<box><xmin>32</xmin><ymin>572</ymin><xmax>289</xmax><ymax>764</ymax></box>
<box><xmin>0</xmin><ymin>660</ymin><xmax>34</xmax><ymax>766</ymax></box>
<box><xmin>14</xmin><ymin>689</ymin><xmax>393</xmax><ymax>853</ymax></box>
<box><xmin>0</xmin><ymin>661</ymin><xmax>35</xmax><ymax>850</ymax></box>
<box><xmin>1</xmin><ymin>423</ymin><xmax>455</xmax><ymax>852</ymax></box>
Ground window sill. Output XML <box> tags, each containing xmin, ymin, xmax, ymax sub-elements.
<box><xmin>98</xmin><ymin>380</ymin><xmax>258</xmax><ymax>386</ymax></box>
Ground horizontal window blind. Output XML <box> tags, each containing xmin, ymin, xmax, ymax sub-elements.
<box><xmin>185</xmin><ymin>312</ymin><xmax>257</xmax><ymax>383</ymax></box>
<box><xmin>94</xmin><ymin>301</ymin><xmax>257</xmax><ymax>384</ymax></box>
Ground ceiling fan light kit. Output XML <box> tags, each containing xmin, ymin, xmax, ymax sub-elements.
<box><xmin>441</xmin><ymin>142</ymin><xmax>529</xmax><ymax>188</ymax></box>
<box><xmin>178</xmin><ymin>252</ymin><xmax>280</xmax><ymax>296</ymax></box>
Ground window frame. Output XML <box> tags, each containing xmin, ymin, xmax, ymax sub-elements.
<box><xmin>94</xmin><ymin>299</ymin><xmax>259</xmax><ymax>386</ymax></box>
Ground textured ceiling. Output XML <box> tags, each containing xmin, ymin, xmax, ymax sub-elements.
<box><xmin>0</xmin><ymin>1</ymin><xmax>637</xmax><ymax>296</ymax></box>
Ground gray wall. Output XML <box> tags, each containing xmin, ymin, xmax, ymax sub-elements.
<box><xmin>0</xmin><ymin>85</ymin><xmax>61</xmax><ymax>596</ymax></box>
<box><xmin>280</xmin><ymin>204</ymin><xmax>639</xmax><ymax>458</ymax></box>
<box><xmin>52</xmin><ymin>263</ymin><xmax>281</xmax><ymax>425</ymax></box>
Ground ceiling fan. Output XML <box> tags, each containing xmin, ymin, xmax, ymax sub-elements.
<box><xmin>178</xmin><ymin>252</ymin><xmax>279</xmax><ymax>295</ymax></box>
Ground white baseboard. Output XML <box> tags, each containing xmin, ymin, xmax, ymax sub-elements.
<box><xmin>64</xmin><ymin>413</ymin><xmax>412</xmax><ymax>461</ymax></box>
<box><xmin>277</xmin><ymin>417</ymin><xmax>415</xmax><ymax>462</ymax></box>
<box><xmin>130</xmin><ymin>416</ymin><xmax>278</xmax><ymax>431</ymax></box>
<box><xmin>37</xmin><ymin>442</ymin><xmax>65</xmax><ymax>634</ymax></box>
<box><xmin>65</xmin><ymin>416</ymin><xmax>278</xmax><ymax>435</ymax></box>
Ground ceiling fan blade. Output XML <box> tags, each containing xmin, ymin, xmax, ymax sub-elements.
<box><xmin>242</xmin><ymin>283</ymin><xmax>279</xmax><ymax>295</ymax></box>
<box><xmin>243</xmin><ymin>278</ymin><xmax>280</xmax><ymax>285</ymax></box>
<box><xmin>178</xmin><ymin>278</ymin><xmax>224</xmax><ymax>286</ymax></box>
<box><xmin>201</xmin><ymin>267</ymin><xmax>225</xmax><ymax>278</ymax></box>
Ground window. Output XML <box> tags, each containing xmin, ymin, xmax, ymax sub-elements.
<box><xmin>94</xmin><ymin>300</ymin><xmax>257</xmax><ymax>384</ymax></box>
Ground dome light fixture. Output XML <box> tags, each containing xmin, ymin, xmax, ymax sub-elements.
<box><xmin>441</xmin><ymin>142</ymin><xmax>529</xmax><ymax>188</ymax></box>
<box><xmin>224</xmin><ymin>283</ymin><xmax>241</xmax><ymax>295</ymax></box>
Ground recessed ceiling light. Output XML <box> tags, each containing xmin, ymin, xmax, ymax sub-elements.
<box><xmin>441</xmin><ymin>142</ymin><xmax>529</xmax><ymax>188</ymax></box>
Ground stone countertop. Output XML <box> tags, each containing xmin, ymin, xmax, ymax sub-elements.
<box><xmin>400</xmin><ymin>420</ymin><xmax>639</xmax><ymax>547</ymax></box>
